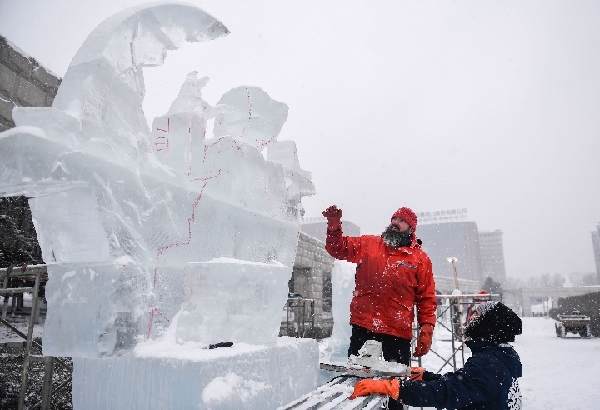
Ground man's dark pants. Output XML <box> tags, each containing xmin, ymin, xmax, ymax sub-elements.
<box><xmin>348</xmin><ymin>325</ymin><xmax>411</xmax><ymax>409</ymax></box>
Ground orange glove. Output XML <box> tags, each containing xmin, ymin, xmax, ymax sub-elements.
<box><xmin>413</xmin><ymin>324</ymin><xmax>433</xmax><ymax>357</ymax></box>
<box><xmin>349</xmin><ymin>378</ymin><xmax>400</xmax><ymax>400</ymax></box>
<box><xmin>322</xmin><ymin>205</ymin><xmax>342</xmax><ymax>231</ymax></box>
<box><xmin>408</xmin><ymin>367</ymin><xmax>424</xmax><ymax>381</ymax></box>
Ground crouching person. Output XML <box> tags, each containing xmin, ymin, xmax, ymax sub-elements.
<box><xmin>350</xmin><ymin>301</ymin><xmax>523</xmax><ymax>410</ymax></box>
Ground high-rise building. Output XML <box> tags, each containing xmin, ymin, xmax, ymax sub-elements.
<box><xmin>417</xmin><ymin>221</ymin><xmax>482</xmax><ymax>283</ymax></box>
<box><xmin>592</xmin><ymin>223</ymin><xmax>600</xmax><ymax>282</ymax></box>
<box><xmin>479</xmin><ymin>230</ymin><xmax>507</xmax><ymax>285</ymax></box>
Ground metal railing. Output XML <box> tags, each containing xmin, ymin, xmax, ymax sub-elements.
<box><xmin>0</xmin><ymin>264</ymin><xmax>71</xmax><ymax>410</ymax></box>
<box><xmin>281</xmin><ymin>296</ymin><xmax>315</xmax><ymax>338</ymax></box>
<box><xmin>414</xmin><ymin>293</ymin><xmax>501</xmax><ymax>373</ymax></box>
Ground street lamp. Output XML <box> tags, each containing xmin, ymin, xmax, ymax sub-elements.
<box><xmin>447</xmin><ymin>257</ymin><xmax>465</xmax><ymax>345</ymax></box>
<box><xmin>447</xmin><ymin>257</ymin><xmax>459</xmax><ymax>291</ymax></box>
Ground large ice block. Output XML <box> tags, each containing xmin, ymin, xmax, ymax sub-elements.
<box><xmin>43</xmin><ymin>262</ymin><xmax>149</xmax><ymax>357</ymax></box>
<box><xmin>73</xmin><ymin>337</ymin><xmax>318</xmax><ymax>410</ymax></box>
<box><xmin>176</xmin><ymin>259</ymin><xmax>291</xmax><ymax>346</ymax></box>
<box><xmin>29</xmin><ymin>187</ymin><xmax>110</xmax><ymax>263</ymax></box>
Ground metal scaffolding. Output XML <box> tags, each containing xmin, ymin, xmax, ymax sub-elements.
<box><xmin>413</xmin><ymin>293</ymin><xmax>502</xmax><ymax>373</ymax></box>
<box><xmin>0</xmin><ymin>264</ymin><xmax>71</xmax><ymax>410</ymax></box>
<box><xmin>281</xmin><ymin>296</ymin><xmax>315</xmax><ymax>338</ymax></box>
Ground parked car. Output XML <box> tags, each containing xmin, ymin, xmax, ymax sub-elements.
<box><xmin>555</xmin><ymin>310</ymin><xmax>591</xmax><ymax>338</ymax></box>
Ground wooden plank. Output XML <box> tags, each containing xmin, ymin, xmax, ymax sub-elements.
<box><xmin>0</xmin><ymin>340</ymin><xmax>26</xmax><ymax>348</ymax></box>
<box><xmin>0</xmin><ymin>287</ymin><xmax>35</xmax><ymax>295</ymax></box>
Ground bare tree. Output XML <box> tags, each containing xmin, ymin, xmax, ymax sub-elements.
<box><xmin>504</xmin><ymin>276</ymin><xmax>524</xmax><ymax>289</ymax></box>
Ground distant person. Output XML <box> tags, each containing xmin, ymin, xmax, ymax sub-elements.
<box><xmin>322</xmin><ymin>205</ymin><xmax>437</xmax><ymax>409</ymax></box>
<box><xmin>465</xmin><ymin>289</ymin><xmax>491</xmax><ymax>324</ymax></box>
<box><xmin>350</xmin><ymin>301</ymin><xmax>523</xmax><ymax>410</ymax></box>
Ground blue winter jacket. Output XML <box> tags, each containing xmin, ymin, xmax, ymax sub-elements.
<box><xmin>400</xmin><ymin>340</ymin><xmax>522</xmax><ymax>410</ymax></box>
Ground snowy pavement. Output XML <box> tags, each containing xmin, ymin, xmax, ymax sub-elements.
<box><xmin>516</xmin><ymin>317</ymin><xmax>600</xmax><ymax>410</ymax></box>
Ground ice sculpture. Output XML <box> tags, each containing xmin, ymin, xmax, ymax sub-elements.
<box><xmin>0</xmin><ymin>3</ymin><xmax>318</xmax><ymax>409</ymax></box>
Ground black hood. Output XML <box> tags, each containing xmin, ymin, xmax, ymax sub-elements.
<box><xmin>464</xmin><ymin>301</ymin><xmax>522</xmax><ymax>343</ymax></box>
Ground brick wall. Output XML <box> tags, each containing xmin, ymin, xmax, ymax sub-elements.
<box><xmin>0</xmin><ymin>36</ymin><xmax>61</xmax><ymax>132</ymax></box>
<box><xmin>288</xmin><ymin>232</ymin><xmax>336</xmax><ymax>338</ymax></box>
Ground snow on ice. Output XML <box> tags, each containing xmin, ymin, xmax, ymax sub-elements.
<box><xmin>202</xmin><ymin>372</ymin><xmax>269</xmax><ymax>406</ymax></box>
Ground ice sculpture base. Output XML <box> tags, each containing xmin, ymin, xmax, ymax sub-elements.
<box><xmin>72</xmin><ymin>337</ymin><xmax>318</xmax><ymax>410</ymax></box>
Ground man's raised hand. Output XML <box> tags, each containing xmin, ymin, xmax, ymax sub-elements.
<box><xmin>322</xmin><ymin>205</ymin><xmax>342</xmax><ymax>231</ymax></box>
<box><xmin>322</xmin><ymin>205</ymin><xmax>342</xmax><ymax>219</ymax></box>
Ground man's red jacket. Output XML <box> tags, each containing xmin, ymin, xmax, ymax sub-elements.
<box><xmin>326</xmin><ymin>229</ymin><xmax>437</xmax><ymax>340</ymax></box>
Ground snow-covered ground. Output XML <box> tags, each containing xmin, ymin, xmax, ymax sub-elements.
<box><xmin>516</xmin><ymin>317</ymin><xmax>600</xmax><ymax>409</ymax></box>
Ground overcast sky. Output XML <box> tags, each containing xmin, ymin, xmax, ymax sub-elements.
<box><xmin>1</xmin><ymin>0</ymin><xmax>599</xmax><ymax>279</ymax></box>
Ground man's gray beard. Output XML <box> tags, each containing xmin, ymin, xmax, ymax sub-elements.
<box><xmin>382</xmin><ymin>225</ymin><xmax>412</xmax><ymax>248</ymax></box>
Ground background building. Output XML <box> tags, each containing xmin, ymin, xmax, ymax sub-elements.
<box><xmin>0</xmin><ymin>36</ymin><xmax>60</xmax><ymax>267</ymax></box>
<box><xmin>285</xmin><ymin>232</ymin><xmax>336</xmax><ymax>338</ymax></box>
<box><xmin>479</xmin><ymin>230</ymin><xmax>507</xmax><ymax>285</ymax></box>
<box><xmin>0</xmin><ymin>36</ymin><xmax>61</xmax><ymax>131</ymax></box>
<box><xmin>418</xmin><ymin>221</ymin><xmax>482</xmax><ymax>283</ymax></box>
<box><xmin>593</xmin><ymin>223</ymin><xmax>600</xmax><ymax>283</ymax></box>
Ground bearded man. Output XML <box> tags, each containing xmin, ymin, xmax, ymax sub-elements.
<box><xmin>322</xmin><ymin>205</ymin><xmax>437</xmax><ymax>367</ymax></box>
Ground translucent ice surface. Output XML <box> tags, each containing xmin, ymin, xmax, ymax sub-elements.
<box><xmin>43</xmin><ymin>262</ymin><xmax>148</xmax><ymax>358</ymax></box>
<box><xmin>29</xmin><ymin>187</ymin><xmax>110</xmax><ymax>263</ymax></box>
<box><xmin>268</xmin><ymin>140</ymin><xmax>316</xmax><ymax>205</ymax></box>
<box><xmin>177</xmin><ymin>259</ymin><xmax>292</xmax><ymax>346</ymax></box>
<box><xmin>329</xmin><ymin>260</ymin><xmax>356</xmax><ymax>360</ymax></box>
<box><xmin>214</xmin><ymin>86</ymin><xmax>289</xmax><ymax>150</ymax></box>
<box><xmin>151</xmin><ymin>72</ymin><xmax>215</xmax><ymax>178</ymax></box>
<box><xmin>0</xmin><ymin>3</ymin><xmax>314</xmax><ymax>359</ymax></box>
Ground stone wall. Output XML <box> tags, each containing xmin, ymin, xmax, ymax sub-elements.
<box><xmin>287</xmin><ymin>232</ymin><xmax>336</xmax><ymax>338</ymax></box>
<box><xmin>0</xmin><ymin>37</ymin><xmax>59</xmax><ymax>267</ymax></box>
<box><xmin>0</xmin><ymin>196</ymin><xmax>43</xmax><ymax>267</ymax></box>
<box><xmin>0</xmin><ymin>36</ymin><xmax>61</xmax><ymax>131</ymax></box>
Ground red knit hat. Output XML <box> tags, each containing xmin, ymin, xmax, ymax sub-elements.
<box><xmin>391</xmin><ymin>207</ymin><xmax>417</xmax><ymax>230</ymax></box>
